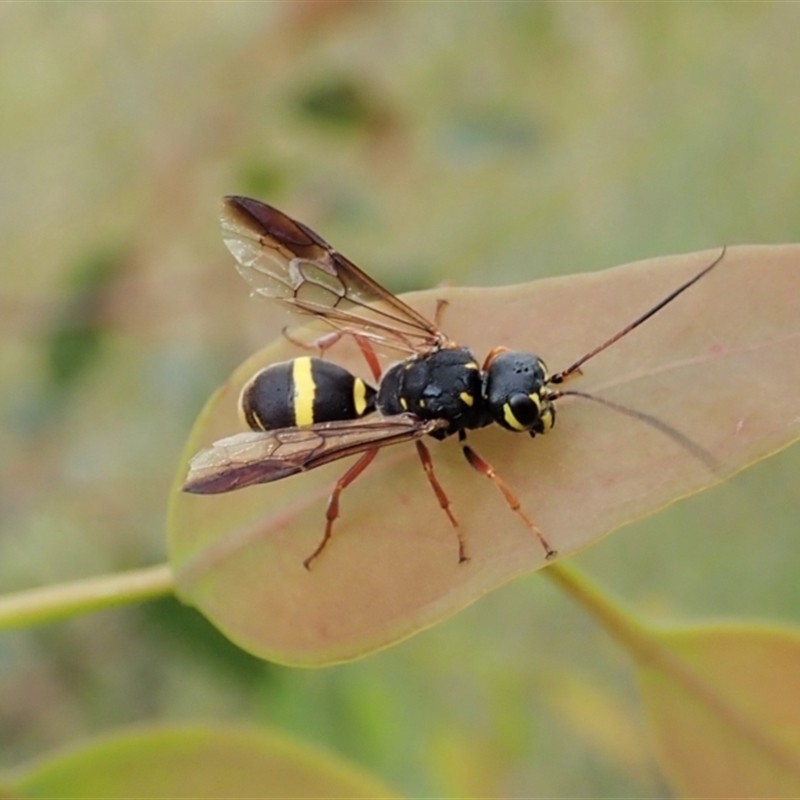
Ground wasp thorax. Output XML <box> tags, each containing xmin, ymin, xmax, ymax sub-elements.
<box><xmin>377</xmin><ymin>346</ymin><xmax>487</xmax><ymax>436</ymax></box>
<box><xmin>483</xmin><ymin>352</ymin><xmax>555</xmax><ymax>435</ymax></box>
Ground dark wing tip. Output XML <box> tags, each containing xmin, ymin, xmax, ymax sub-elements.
<box><xmin>222</xmin><ymin>195</ymin><xmax>277</xmax><ymax>230</ymax></box>
<box><xmin>223</xmin><ymin>195</ymin><xmax>268</xmax><ymax>216</ymax></box>
<box><xmin>182</xmin><ymin>462</ymin><xmax>301</xmax><ymax>495</ymax></box>
<box><xmin>181</xmin><ymin>473</ymin><xmax>239</xmax><ymax>494</ymax></box>
<box><xmin>221</xmin><ymin>196</ymin><xmax>322</xmax><ymax>252</ymax></box>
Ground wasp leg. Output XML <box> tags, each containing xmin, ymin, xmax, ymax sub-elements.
<box><xmin>304</xmin><ymin>448</ymin><xmax>380</xmax><ymax>570</ymax></box>
<box><xmin>352</xmin><ymin>334</ymin><xmax>382</xmax><ymax>382</ymax></box>
<box><xmin>282</xmin><ymin>326</ymin><xmax>343</xmax><ymax>355</ymax></box>
<box><xmin>458</xmin><ymin>432</ymin><xmax>557</xmax><ymax>559</ymax></box>
<box><xmin>414</xmin><ymin>440</ymin><xmax>467</xmax><ymax>563</ymax></box>
<box><xmin>434</xmin><ymin>298</ymin><xmax>449</xmax><ymax>329</ymax></box>
<box><xmin>282</xmin><ymin>328</ymin><xmax>382</xmax><ymax>382</ymax></box>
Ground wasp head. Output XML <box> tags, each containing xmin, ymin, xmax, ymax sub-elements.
<box><xmin>482</xmin><ymin>352</ymin><xmax>555</xmax><ymax>436</ymax></box>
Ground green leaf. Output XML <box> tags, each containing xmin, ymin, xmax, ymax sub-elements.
<box><xmin>639</xmin><ymin>624</ymin><xmax>800</xmax><ymax>797</ymax></box>
<box><xmin>11</xmin><ymin>725</ymin><xmax>398</xmax><ymax>799</ymax></box>
<box><xmin>168</xmin><ymin>245</ymin><xmax>800</xmax><ymax>664</ymax></box>
<box><xmin>547</xmin><ymin>563</ymin><xmax>800</xmax><ymax>796</ymax></box>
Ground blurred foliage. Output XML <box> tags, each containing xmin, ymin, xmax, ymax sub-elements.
<box><xmin>11</xmin><ymin>724</ymin><xmax>399</xmax><ymax>799</ymax></box>
<box><xmin>295</xmin><ymin>76</ymin><xmax>384</xmax><ymax>131</ymax></box>
<box><xmin>34</xmin><ymin>248</ymin><xmax>127</xmax><ymax>428</ymax></box>
<box><xmin>1</xmin><ymin>3</ymin><xmax>800</xmax><ymax>797</ymax></box>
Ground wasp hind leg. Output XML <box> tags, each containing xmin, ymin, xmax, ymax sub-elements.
<box><xmin>304</xmin><ymin>448</ymin><xmax>379</xmax><ymax>570</ymax></box>
<box><xmin>283</xmin><ymin>328</ymin><xmax>382</xmax><ymax>382</ymax></box>
<box><xmin>458</xmin><ymin>431</ymin><xmax>557</xmax><ymax>559</ymax></box>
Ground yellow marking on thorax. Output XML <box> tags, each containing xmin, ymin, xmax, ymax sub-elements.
<box><xmin>502</xmin><ymin>402</ymin><xmax>527</xmax><ymax>431</ymax></box>
<box><xmin>353</xmin><ymin>378</ymin><xmax>368</xmax><ymax>417</ymax></box>
<box><xmin>292</xmin><ymin>357</ymin><xmax>316</xmax><ymax>427</ymax></box>
<box><xmin>459</xmin><ymin>391</ymin><xmax>474</xmax><ymax>407</ymax></box>
<box><xmin>400</xmin><ymin>396</ymin><xmax>408</xmax><ymax>410</ymax></box>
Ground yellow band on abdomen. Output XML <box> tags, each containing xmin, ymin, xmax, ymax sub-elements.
<box><xmin>353</xmin><ymin>378</ymin><xmax>368</xmax><ymax>417</ymax></box>
<box><xmin>292</xmin><ymin>357</ymin><xmax>316</xmax><ymax>427</ymax></box>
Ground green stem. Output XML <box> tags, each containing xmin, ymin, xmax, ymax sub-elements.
<box><xmin>544</xmin><ymin>559</ymin><xmax>800</xmax><ymax>779</ymax></box>
<box><xmin>0</xmin><ymin>563</ymin><xmax>175</xmax><ymax>632</ymax></box>
<box><xmin>543</xmin><ymin>559</ymin><xmax>657</xmax><ymax>660</ymax></box>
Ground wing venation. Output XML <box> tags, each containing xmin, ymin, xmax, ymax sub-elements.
<box><xmin>183</xmin><ymin>413</ymin><xmax>449</xmax><ymax>494</ymax></box>
<box><xmin>220</xmin><ymin>196</ymin><xmax>447</xmax><ymax>355</ymax></box>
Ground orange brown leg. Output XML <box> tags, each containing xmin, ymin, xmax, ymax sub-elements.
<box><xmin>282</xmin><ymin>326</ymin><xmax>344</xmax><ymax>356</ymax></box>
<box><xmin>459</xmin><ymin>432</ymin><xmax>557</xmax><ymax>559</ymax></box>
<box><xmin>434</xmin><ymin>298</ymin><xmax>449</xmax><ymax>329</ymax></box>
<box><xmin>304</xmin><ymin>448</ymin><xmax>379</xmax><ymax>570</ymax></box>
<box><xmin>283</xmin><ymin>327</ymin><xmax>383</xmax><ymax>382</ymax></box>
<box><xmin>415</xmin><ymin>440</ymin><xmax>467</xmax><ymax>562</ymax></box>
<box><xmin>352</xmin><ymin>333</ymin><xmax>382</xmax><ymax>382</ymax></box>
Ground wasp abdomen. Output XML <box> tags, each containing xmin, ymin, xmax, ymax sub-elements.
<box><xmin>239</xmin><ymin>357</ymin><xmax>376</xmax><ymax>431</ymax></box>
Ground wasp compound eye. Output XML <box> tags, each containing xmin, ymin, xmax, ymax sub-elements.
<box><xmin>508</xmin><ymin>393</ymin><xmax>541</xmax><ymax>428</ymax></box>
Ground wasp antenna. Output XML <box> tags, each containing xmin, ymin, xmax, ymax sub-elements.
<box><xmin>550</xmin><ymin>389</ymin><xmax>721</xmax><ymax>473</ymax></box>
<box><xmin>551</xmin><ymin>246</ymin><xmax>727</xmax><ymax>384</ymax></box>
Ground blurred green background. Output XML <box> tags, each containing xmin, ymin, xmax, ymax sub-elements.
<box><xmin>2</xmin><ymin>4</ymin><xmax>800</xmax><ymax>796</ymax></box>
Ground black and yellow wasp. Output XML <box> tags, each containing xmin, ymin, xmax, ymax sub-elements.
<box><xmin>183</xmin><ymin>196</ymin><xmax>723</xmax><ymax>569</ymax></box>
